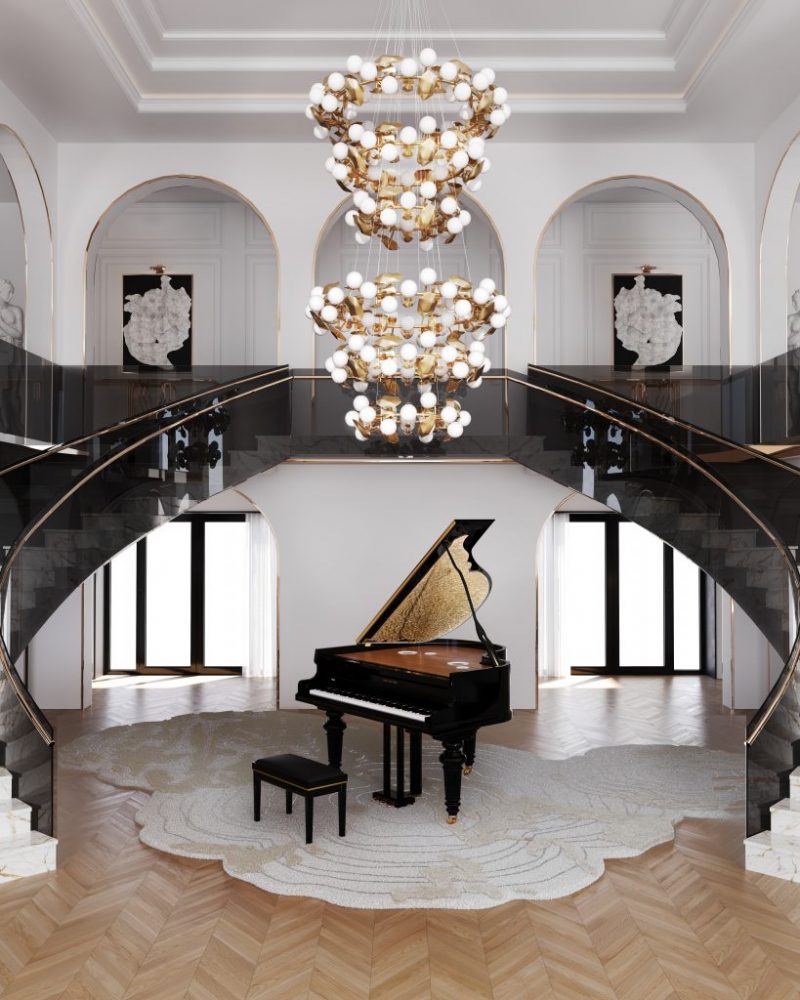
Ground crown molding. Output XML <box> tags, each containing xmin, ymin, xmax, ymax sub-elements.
<box><xmin>66</xmin><ymin>0</ymin><xmax>142</xmax><ymax>106</ymax></box>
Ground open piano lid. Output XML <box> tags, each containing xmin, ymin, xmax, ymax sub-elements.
<box><xmin>356</xmin><ymin>519</ymin><xmax>494</xmax><ymax>644</ymax></box>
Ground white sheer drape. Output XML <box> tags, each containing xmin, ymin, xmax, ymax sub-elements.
<box><xmin>537</xmin><ymin>513</ymin><xmax>571</xmax><ymax>679</ymax></box>
<box><xmin>246</xmin><ymin>513</ymin><xmax>277</xmax><ymax>678</ymax></box>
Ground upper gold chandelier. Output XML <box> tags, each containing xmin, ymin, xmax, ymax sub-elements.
<box><xmin>307</xmin><ymin>49</ymin><xmax>509</xmax><ymax>249</ymax></box>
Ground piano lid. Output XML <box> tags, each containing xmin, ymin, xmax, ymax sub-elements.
<box><xmin>356</xmin><ymin>519</ymin><xmax>494</xmax><ymax>645</ymax></box>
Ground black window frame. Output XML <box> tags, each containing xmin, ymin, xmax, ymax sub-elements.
<box><xmin>104</xmin><ymin>512</ymin><xmax>247</xmax><ymax>675</ymax></box>
<box><xmin>567</xmin><ymin>512</ymin><xmax>714</xmax><ymax>676</ymax></box>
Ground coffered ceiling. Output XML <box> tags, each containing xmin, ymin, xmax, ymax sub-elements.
<box><xmin>1</xmin><ymin>0</ymin><xmax>798</xmax><ymax>141</ymax></box>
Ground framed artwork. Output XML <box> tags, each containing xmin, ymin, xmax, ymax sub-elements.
<box><xmin>122</xmin><ymin>273</ymin><xmax>193</xmax><ymax>372</ymax></box>
<box><xmin>613</xmin><ymin>273</ymin><xmax>683</xmax><ymax>370</ymax></box>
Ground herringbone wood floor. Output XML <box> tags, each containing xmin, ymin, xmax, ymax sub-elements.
<box><xmin>0</xmin><ymin>674</ymin><xmax>796</xmax><ymax>999</ymax></box>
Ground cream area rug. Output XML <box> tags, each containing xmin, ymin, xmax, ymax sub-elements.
<box><xmin>60</xmin><ymin>710</ymin><xmax>743</xmax><ymax>910</ymax></box>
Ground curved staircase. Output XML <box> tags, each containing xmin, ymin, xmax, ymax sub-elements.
<box><xmin>0</xmin><ymin>357</ymin><xmax>799</xmax><ymax>881</ymax></box>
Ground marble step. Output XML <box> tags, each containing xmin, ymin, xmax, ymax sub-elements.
<box><xmin>745</xmin><ymin>830</ymin><xmax>800</xmax><ymax>882</ymax></box>
<box><xmin>790</xmin><ymin>767</ymin><xmax>800</xmax><ymax>798</ymax></box>
<box><xmin>0</xmin><ymin>799</ymin><xmax>32</xmax><ymax>839</ymax></box>
<box><xmin>0</xmin><ymin>832</ymin><xmax>56</xmax><ymax>881</ymax></box>
<box><xmin>770</xmin><ymin>798</ymin><xmax>800</xmax><ymax>837</ymax></box>
<box><xmin>0</xmin><ymin>768</ymin><xmax>13</xmax><ymax>800</ymax></box>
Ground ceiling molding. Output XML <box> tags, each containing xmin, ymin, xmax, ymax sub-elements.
<box><xmin>682</xmin><ymin>0</ymin><xmax>758</xmax><ymax>102</ymax></box>
<box><xmin>65</xmin><ymin>0</ymin><xmax>142</xmax><ymax>106</ymax></box>
<box><xmin>154</xmin><ymin>28</ymin><xmax>670</xmax><ymax>43</ymax></box>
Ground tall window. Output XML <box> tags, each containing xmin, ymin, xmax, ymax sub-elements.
<box><xmin>105</xmin><ymin>513</ymin><xmax>249</xmax><ymax>674</ymax></box>
<box><xmin>562</xmin><ymin>513</ymin><xmax>710</xmax><ymax>674</ymax></box>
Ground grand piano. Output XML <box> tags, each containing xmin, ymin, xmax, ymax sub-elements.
<box><xmin>296</xmin><ymin>519</ymin><xmax>511</xmax><ymax>822</ymax></box>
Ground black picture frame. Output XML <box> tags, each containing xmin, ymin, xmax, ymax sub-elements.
<box><xmin>612</xmin><ymin>273</ymin><xmax>683</xmax><ymax>371</ymax></box>
<box><xmin>122</xmin><ymin>273</ymin><xmax>193</xmax><ymax>373</ymax></box>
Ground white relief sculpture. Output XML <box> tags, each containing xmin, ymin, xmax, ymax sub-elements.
<box><xmin>614</xmin><ymin>274</ymin><xmax>683</xmax><ymax>368</ymax></box>
<box><xmin>0</xmin><ymin>279</ymin><xmax>24</xmax><ymax>346</ymax></box>
<box><xmin>788</xmin><ymin>289</ymin><xmax>800</xmax><ymax>348</ymax></box>
<box><xmin>123</xmin><ymin>274</ymin><xmax>191</xmax><ymax>368</ymax></box>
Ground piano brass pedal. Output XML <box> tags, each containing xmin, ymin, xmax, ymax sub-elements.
<box><xmin>463</xmin><ymin>766</ymin><xmax>473</xmax><ymax>776</ymax></box>
<box><xmin>447</xmin><ymin>815</ymin><xmax>458</xmax><ymax>825</ymax></box>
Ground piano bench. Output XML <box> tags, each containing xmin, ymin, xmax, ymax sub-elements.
<box><xmin>252</xmin><ymin>754</ymin><xmax>347</xmax><ymax>845</ymax></box>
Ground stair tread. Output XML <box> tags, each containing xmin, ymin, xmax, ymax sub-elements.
<box><xmin>746</xmin><ymin>829</ymin><xmax>800</xmax><ymax>851</ymax></box>
<box><xmin>0</xmin><ymin>831</ymin><xmax>56</xmax><ymax>851</ymax></box>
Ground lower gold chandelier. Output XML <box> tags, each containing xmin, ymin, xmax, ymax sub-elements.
<box><xmin>308</xmin><ymin>267</ymin><xmax>510</xmax><ymax>442</ymax></box>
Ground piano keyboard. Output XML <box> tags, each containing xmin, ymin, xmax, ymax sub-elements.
<box><xmin>308</xmin><ymin>688</ymin><xmax>432</xmax><ymax>722</ymax></box>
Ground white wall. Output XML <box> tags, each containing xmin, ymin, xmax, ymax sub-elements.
<box><xmin>55</xmin><ymin>141</ymin><xmax>756</xmax><ymax>369</ymax></box>
<box><xmin>0</xmin><ymin>201</ymin><xmax>25</xmax><ymax>311</ymax></box>
<box><xmin>26</xmin><ymin>585</ymin><xmax>92</xmax><ymax>710</ymax></box>
<box><xmin>87</xmin><ymin>197</ymin><xmax>278</xmax><ymax>366</ymax></box>
<box><xmin>537</xmin><ymin>197</ymin><xmax>721</xmax><ymax>366</ymax></box>
<box><xmin>235</xmin><ymin>462</ymin><xmax>571</xmax><ymax>711</ymax></box>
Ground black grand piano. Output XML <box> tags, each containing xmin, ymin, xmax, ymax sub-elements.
<box><xmin>296</xmin><ymin>519</ymin><xmax>511</xmax><ymax>822</ymax></box>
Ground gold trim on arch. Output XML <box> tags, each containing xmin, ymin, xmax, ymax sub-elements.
<box><xmin>531</xmin><ymin>174</ymin><xmax>733</xmax><ymax>373</ymax></box>
<box><xmin>83</xmin><ymin>174</ymin><xmax>282</xmax><ymax>367</ymax></box>
<box><xmin>309</xmin><ymin>191</ymin><xmax>510</xmax><ymax>371</ymax></box>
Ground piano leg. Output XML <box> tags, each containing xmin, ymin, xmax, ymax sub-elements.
<box><xmin>324</xmin><ymin>711</ymin><xmax>347</xmax><ymax>769</ymax></box>
<box><xmin>410</xmin><ymin>731</ymin><xmax>423</xmax><ymax>796</ymax></box>
<box><xmin>463</xmin><ymin>732</ymin><xmax>476</xmax><ymax>776</ymax></box>
<box><xmin>439</xmin><ymin>739</ymin><xmax>466</xmax><ymax>823</ymax></box>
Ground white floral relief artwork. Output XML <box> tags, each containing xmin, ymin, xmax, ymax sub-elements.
<box><xmin>0</xmin><ymin>278</ymin><xmax>24</xmax><ymax>346</ymax></box>
<box><xmin>613</xmin><ymin>273</ymin><xmax>683</xmax><ymax>369</ymax></box>
<box><xmin>122</xmin><ymin>274</ymin><xmax>192</xmax><ymax>370</ymax></box>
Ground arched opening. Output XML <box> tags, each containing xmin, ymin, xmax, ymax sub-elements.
<box><xmin>761</xmin><ymin>133</ymin><xmax>800</xmax><ymax>362</ymax></box>
<box><xmin>534</xmin><ymin>177</ymin><xmax>729</xmax><ymax>369</ymax></box>
<box><xmin>0</xmin><ymin>125</ymin><xmax>52</xmax><ymax>361</ymax></box>
<box><xmin>312</xmin><ymin>193</ymin><xmax>506</xmax><ymax>369</ymax></box>
<box><xmin>85</xmin><ymin>176</ymin><xmax>280</xmax><ymax>368</ymax></box>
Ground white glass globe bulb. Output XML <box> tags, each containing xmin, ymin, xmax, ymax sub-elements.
<box><xmin>440</xmin><ymin>195</ymin><xmax>458</xmax><ymax>215</ymax></box>
<box><xmin>360</xmin><ymin>196</ymin><xmax>376</xmax><ymax>214</ymax></box>
<box><xmin>381</xmin><ymin>75</ymin><xmax>399</xmax><ymax>95</ymax></box>
<box><xmin>312</xmin><ymin>285</ymin><xmax>324</xmax><ymax>296</ymax></box>
<box><xmin>354</xmin><ymin>232</ymin><xmax>369</xmax><ymax>244</ymax></box>
<box><xmin>399</xmin><ymin>57</ymin><xmax>418</xmax><ymax>77</ymax></box>
<box><xmin>400</xmin><ymin>315</ymin><xmax>415</xmax><ymax>331</ymax></box>
<box><xmin>440</xmin><ymin>61</ymin><xmax>458</xmax><ymax>82</ymax></box>
<box><xmin>441</xmin><ymin>405</ymin><xmax>458</xmax><ymax>424</ymax></box>
<box><xmin>331</xmin><ymin>367</ymin><xmax>347</xmax><ymax>384</ymax></box>
<box><xmin>353</xmin><ymin>189</ymin><xmax>367</xmax><ymax>207</ymax></box>
<box><xmin>446</xmin><ymin>217</ymin><xmax>463</xmax><ymax>235</ymax></box>
<box><xmin>354</xmin><ymin>428</ymin><xmax>368</xmax><ymax>441</ymax></box>
<box><xmin>440</xmin><ymin>281</ymin><xmax>457</xmax><ymax>300</ymax></box>
<box><xmin>400</xmin><ymin>342</ymin><xmax>417</xmax><ymax>362</ymax></box>
<box><xmin>332</xmin><ymin>349</ymin><xmax>349</xmax><ymax>368</ymax></box>
<box><xmin>419</xmin><ymin>431</ymin><xmax>434</xmax><ymax>443</ymax></box>
<box><xmin>452</xmin><ymin>360</ymin><xmax>470</xmax><ymax>379</ymax></box>
<box><xmin>327</xmin><ymin>286</ymin><xmax>345</xmax><ymax>304</ymax></box>
<box><xmin>459</xmin><ymin>410</ymin><xmax>472</xmax><ymax>426</ymax></box>
<box><xmin>494</xmin><ymin>86</ymin><xmax>508</xmax><ymax>105</ymax></box>
<box><xmin>360</xmin><ymin>281</ymin><xmax>377</xmax><ymax>299</ymax></box>
<box><xmin>353</xmin><ymin>380</ymin><xmax>368</xmax><ymax>392</ymax></box>
<box><xmin>460</xmin><ymin>106</ymin><xmax>474</xmax><ymax>122</ymax></box>
<box><xmin>400</xmin><ymin>403</ymin><xmax>418</xmax><ymax>422</ymax></box>
<box><xmin>490</xmin><ymin>109</ymin><xmax>505</xmax><ymax>128</ymax></box>
<box><xmin>360</xmin><ymin>61</ymin><xmax>378</xmax><ymax>81</ymax></box>
<box><xmin>324</xmin><ymin>156</ymin><xmax>335</xmax><ymax>172</ymax></box>
<box><xmin>441</xmin><ymin>344</ymin><xmax>457</xmax><ymax>363</ymax></box>
<box><xmin>420</xmin><ymin>391</ymin><xmax>437</xmax><ymax>408</ymax></box>
<box><xmin>419</xmin><ymin>180</ymin><xmax>437</xmax><ymax>200</ymax></box>
<box><xmin>381</xmin><ymin>295</ymin><xmax>398</xmax><ymax>313</ymax></box>
<box><xmin>441</xmin><ymin>310</ymin><xmax>455</xmax><ymax>327</ymax></box>
<box><xmin>467</xmin><ymin>178</ymin><xmax>482</xmax><ymax>193</ymax></box>
<box><xmin>400</xmin><ymin>218</ymin><xmax>414</xmax><ymax>232</ymax></box>
<box><xmin>467</xmin><ymin>137</ymin><xmax>485</xmax><ymax>159</ymax></box>
<box><xmin>482</xmin><ymin>67</ymin><xmax>496</xmax><ymax>84</ymax></box>
<box><xmin>321</xmin><ymin>305</ymin><xmax>338</xmax><ymax>322</ymax></box>
<box><xmin>399</xmin><ymin>125</ymin><xmax>418</xmax><ymax>145</ymax></box>
<box><xmin>479</xmin><ymin>277</ymin><xmax>496</xmax><ymax>293</ymax></box>
<box><xmin>400</xmin><ymin>279</ymin><xmax>418</xmax><ymax>298</ymax></box>
<box><xmin>382</xmin><ymin>142</ymin><xmax>399</xmax><ymax>162</ymax></box>
<box><xmin>454</xmin><ymin>298</ymin><xmax>473</xmax><ymax>319</ymax></box>
<box><xmin>380</xmin><ymin>417</ymin><xmax>398</xmax><ymax>437</ymax></box>
<box><xmin>481</xmin><ymin>157</ymin><xmax>492</xmax><ymax>172</ymax></box>
<box><xmin>490</xmin><ymin>313</ymin><xmax>506</xmax><ymax>328</ymax></box>
<box><xmin>380</xmin><ymin>357</ymin><xmax>398</xmax><ymax>376</ymax></box>
<box><xmin>344</xmin><ymin>410</ymin><xmax>358</xmax><ymax>427</ymax></box>
<box><xmin>454</xmin><ymin>81</ymin><xmax>471</xmax><ymax>101</ymax></box>
<box><xmin>473</xmin><ymin>286</ymin><xmax>490</xmax><ymax>306</ymax></box>
<box><xmin>482</xmin><ymin>358</ymin><xmax>492</xmax><ymax>373</ymax></box>
<box><xmin>333</xmin><ymin>142</ymin><xmax>348</xmax><ymax>159</ymax></box>
<box><xmin>451</xmin><ymin>149</ymin><xmax>469</xmax><ymax>171</ymax></box>
<box><xmin>360</xmin><ymin>130</ymin><xmax>377</xmax><ymax>149</ymax></box>
<box><xmin>419</xmin><ymin>330</ymin><xmax>436</xmax><ymax>349</ymax></box>
<box><xmin>419</xmin><ymin>47</ymin><xmax>437</xmax><ymax>67</ymax></box>
<box><xmin>400</xmin><ymin>191</ymin><xmax>416</xmax><ymax>209</ymax></box>
<box><xmin>353</xmin><ymin>394</ymin><xmax>369</xmax><ymax>411</ymax></box>
<box><xmin>494</xmin><ymin>294</ymin><xmax>508</xmax><ymax>311</ymax></box>
<box><xmin>360</xmin><ymin>345</ymin><xmax>377</xmax><ymax>362</ymax></box>
<box><xmin>321</xmin><ymin>93</ymin><xmax>339</xmax><ymax>112</ymax></box>
<box><xmin>348</xmin><ymin>123</ymin><xmax>365</xmax><ymax>142</ymax></box>
<box><xmin>468</xmin><ymin>352</ymin><xmax>484</xmax><ymax>368</ymax></box>
<box><xmin>324</xmin><ymin>357</ymin><xmax>335</xmax><ymax>373</ymax></box>
<box><xmin>328</xmin><ymin>71</ymin><xmax>345</xmax><ymax>91</ymax></box>
<box><xmin>419</xmin><ymin>115</ymin><xmax>437</xmax><ymax>135</ymax></box>
<box><xmin>360</xmin><ymin>405</ymin><xmax>377</xmax><ymax>424</ymax></box>
<box><xmin>331</xmin><ymin>162</ymin><xmax>349</xmax><ymax>181</ymax></box>
<box><xmin>309</xmin><ymin>83</ymin><xmax>324</xmax><ymax>103</ymax></box>
<box><xmin>472</xmin><ymin>71</ymin><xmax>489</xmax><ymax>92</ymax></box>
<box><xmin>308</xmin><ymin>294</ymin><xmax>324</xmax><ymax>312</ymax></box>
<box><xmin>432</xmin><ymin>163</ymin><xmax>449</xmax><ymax>182</ymax></box>
<box><xmin>305</xmin><ymin>104</ymin><xmax>316</xmax><ymax>120</ymax></box>
<box><xmin>440</xmin><ymin>130</ymin><xmax>458</xmax><ymax>149</ymax></box>
<box><xmin>419</xmin><ymin>267</ymin><xmax>437</xmax><ymax>285</ymax></box>
<box><xmin>447</xmin><ymin>421</ymin><xmax>464</xmax><ymax>438</ymax></box>
<box><xmin>460</xmin><ymin>210</ymin><xmax>472</xmax><ymax>227</ymax></box>
<box><xmin>468</xmin><ymin>340</ymin><xmax>485</xmax><ymax>353</ymax></box>
<box><xmin>380</xmin><ymin>207</ymin><xmax>398</xmax><ymax>227</ymax></box>
<box><xmin>420</xmin><ymin>239</ymin><xmax>433</xmax><ymax>251</ymax></box>
<box><xmin>349</xmin><ymin>334</ymin><xmax>365</xmax><ymax>351</ymax></box>
<box><xmin>346</xmin><ymin>55</ymin><xmax>363</xmax><ymax>73</ymax></box>
<box><xmin>345</xmin><ymin>271</ymin><xmax>363</xmax><ymax>289</ymax></box>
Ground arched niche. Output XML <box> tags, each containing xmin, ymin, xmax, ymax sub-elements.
<box><xmin>0</xmin><ymin>125</ymin><xmax>52</xmax><ymax>360</ymax></box>
<box><xmin>85</xmin><ymin>176</ymin><xmax>280</xmax><ymax>368</ymax></box>
<box><xmin>534</xmin><ymin>177</ymin><xmax>729</xmax><ymax>369</ymax></box>
<box><xmin>312</xmin><ymin>194</ymin><xmax>506</xmax><ymax>368</ymax></box>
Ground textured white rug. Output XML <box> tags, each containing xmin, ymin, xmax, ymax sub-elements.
<box><xmin>60</xmin><ymin>710</ymin><xmax>743</xmax><ymax>909</ymax></box>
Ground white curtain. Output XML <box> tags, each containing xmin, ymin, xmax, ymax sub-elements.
<box><xmin>246</xmin><ymin>513</ymin><xmax>277</xmax><ymax>679</ymax></box>
<box><xmin>537</xmin><ymin>513</ymin><xmax>572</xmax><ymax>680</ymax></box>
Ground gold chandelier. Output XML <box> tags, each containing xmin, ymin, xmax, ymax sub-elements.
<box><xmin>306</xmin><ymin>40</ymin><xmax>511</xmax><ymax>443</ymax></box>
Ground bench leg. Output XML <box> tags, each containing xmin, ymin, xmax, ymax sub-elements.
<box><xmin>285</xmin><ymin>789</ymin><xmax>292</xmax><ymax>814</ymax></box>
<box><xmin>253</xmin><ymin>773</ymin><xmax>261</xmax><ymax>822</ymax></box>
<box><xmin>338</xmin><ymin>785</ymin><xmax>346</xmax><ymax>837</ymax></box>
<box><xmin>305</xmin><ymin>796</ymin><xmax>314</xmax><ymax>844</ymax></box>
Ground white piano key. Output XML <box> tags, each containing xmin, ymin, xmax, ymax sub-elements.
<box><xmin>308</xmin><ymin>688</ymin><xmax>430</xmax><ymax>722</ymax></box>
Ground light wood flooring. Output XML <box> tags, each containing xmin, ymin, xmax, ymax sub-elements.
<box><xmin>0</xmin><ymin>674</ymin><xmax>796</xmax><ymax>999</ymax></box>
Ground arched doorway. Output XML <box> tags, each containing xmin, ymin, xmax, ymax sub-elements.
<box><xmin>85</xmin><ymin>176</ymin><xmax>280</xmax><ymax>368</ymax></box>
<box><xmin>534</xmin><ymin>177</ymin><xmax>730</xmax><ymax>369</ymax></box>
